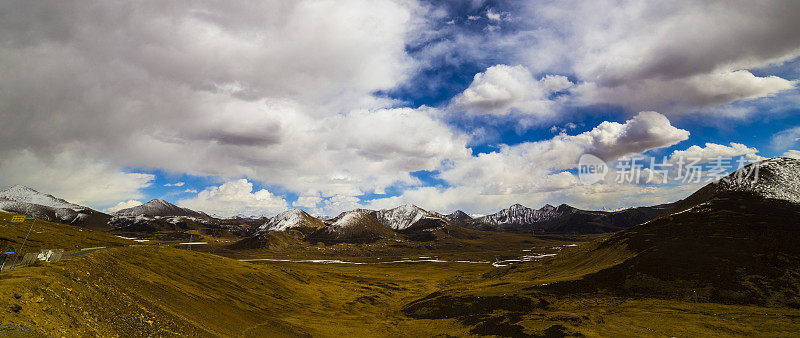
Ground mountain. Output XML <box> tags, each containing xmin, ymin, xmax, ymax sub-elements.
<box><xmin>114</xmin><ymin>199</ymin><xmax>208</xmax><ymax>218</ymax></box>
<box><xmin>444</xmin><ymin>210</ymin><xmax>472</xmax><ymax>222</ymax></box>
<box><xmin>257</xmin><ymin>209</ymin><xmax>325</xmax><ymax>233</ymax></box>
<box><xmin>309</xmin><ymin>210</ymin><xmax>397</xmax><ymax>243</ymax></box>
<box><xmin>0</xmin><ymin>185</ymin><xmax>112</xmax><ymax>230</ymax></box>
<box><xmin>472</xmin><ymin>202</ymin><xmax>670</xmax><ymax>234</ymax></box>
<box><xmin>477</xmin><ymin>203</ymin><xmax>560</xmax><ymax>227</ymax></box>
<box><xmin>0</xmin><ymin>185</ymin><xmax>85</xmax><ymax>211</ymax></box>
<box><xmin>545</xmin><ymin>157</ymin><xmax>800</xmax><ymax>307</ymax></box>
<box><xmin>369</xmin><ymin>204</ymin><xmax>447</xmax><ymax>231</ymax></box>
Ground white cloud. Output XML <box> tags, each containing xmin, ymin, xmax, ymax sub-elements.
<box><xmin>177</xmin><ymin>179</ymin><xmax>288</xmax><ymax>217</ymax></box>
<box><xmin>575</xmin><ymin>70</ymin><xmax>795</xmax><ymax>112</ymax></box>
<box><xmin>164</xmin><ymin>182</ymin><xmax>185</xmax><ymax>187</ymax></box>
<box><xmin>784</xmin><ymin>150</ymin><xmax>800</xmax><ymax>159</ymax></box>
<box><xmin>293</xmin><ymin>195</ymin><xmax>323</xmax><ymax>209</ymax></box>
<box><xmin>669</xmin><ymin>143</ymin><xmax>760</xmax><ymax>164</ymax></box>
<box><xmin>514</xmin><ymin>1</ymin><xmax>800</xmax><ymax>113</ymax></box>
<box><xmin>452</xmin><ymin>65</ymin><xmax>572</xmax><ymax>121</ymax></box>
<box><xmin>363</xmin><ymin>112</ymin><xmax>690</xmax><ymax>213</ymax></box>
<box><xmin>440</xmin><ymin>111</ymin><xmax>689</xmax><ymax>191</ymax></box>
<box><xmin>0</xmin><ymin>0</ymin><xmax>433</xmax><ymax>203</ymax></box>
<box><xmin>0</xmin><ymin>149</ymin><xmax>154</xmax><ymax>209</ymax></box>
<box><xmin>183</xmin><ymin>189</ymin><xmax>198</xmax><ymax>194</ymax></box>
<box><xmin>105</xmin><ymin>200</ymin><xmax>143</xmax><ymax>213</ymax></box>
<box><xmin>771</xmin><ymin>126</ymin><xmax>800</xmax><ymax>150</ymax></box>
<box><xmin>486</xmin><ymin>9</ymin><xmax>501</xmax><ymax>21</ymax></box>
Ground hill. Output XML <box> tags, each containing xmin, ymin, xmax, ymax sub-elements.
<box><xmin>114</xmin><ymin>199</ymin><xmax>209</xmax><ymax>218</ymax></box>
<box><xmin>0</xmin><ymin>185</ymin><xmax>112</xmax><ymax>230</ymax></box>
<box><xmin>256</xmin><ymin>209</ymin><xmax>325</xmax><ymax>233</ymax></box>
<box><xmin>309</xmin><ymin>210</ymin><xmax>398</xmax><ymax>244</ymax></box>
<box><xmin>0</xmin><ymin>211</ymin><xmax>132</xmax><ymax>253</ymax></box>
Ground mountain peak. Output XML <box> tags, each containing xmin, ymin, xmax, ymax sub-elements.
<box><xmin>446</xmin><ymin>210</ymin><xmax>472</xmax><ymax>221</ymax></box>
<box><xmin>0</xmin><ymin>185</ymin><xmax>85</xmax><ymax>211</ymax></box>
<box><xmin>115</xmin><ymin>198</ymin><xmax>206</xmax><ymax>218</ymax></box>
<box><xmin>258</xmin><ymin>208</ymin><xmax>323</xmax><ymax>232</ymax></box>
<box><xmin>718</xmin><ymin>157</ymin><xmax>800</xmax><ymax>203</ymax></box>
<box><xmin>373</xmin><ymin>204</ymin><xmax>434</xmax><ymax>230</ymax></box>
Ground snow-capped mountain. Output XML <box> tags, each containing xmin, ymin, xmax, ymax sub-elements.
<box><xmin>0</xmin><ymin>185</ymin><xmax>86</xmax><ymax>211</ymax></box>
<box><xmin>0</xmin><ymin>185</ymin><xmax>111</xmax><ymax>229</ymax></box>
<box><xmin>370</xmin><ymin>204</ymin><xmax>445</xmax><ymax>231</ymax></box>
<box><xmin>445</xmin><ymin>210</ymin><xmax>472</xmax><ymax>222</ymax></box>
<box><xmin>311</xmin><ymin>210</ymin><xmax>396</xmax><ymax>243</ymax></box>
<box><xmin>114</xmin><ymin>199</ymin><xmax>208</xmax><ymax>218</ymax></box>
<box><xmin>670</xmin><ymin>157</ymin><xmax>800</xmax><ymax>214</ymax></box>
<box><xmin>471</xmin><ymin>202</ymin><xmax>668</xmax><ymax>234</ymax></box>
<box><xmin>257</xmin><ymin>209</ymin><xmax>324</xmax><ymax>232</ymax></box>
<box><xmin>476</xmin><ymin>203</ymin><xmax>563</xmax><ymax>226</ymax></box>
<box><xmin>717</xmin><ymin>157</ymin><xmax>800</xmax><ymax>203</ymax></box>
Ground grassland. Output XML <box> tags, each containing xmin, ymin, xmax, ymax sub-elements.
<box><xmin>1</xmin><ymin>208</ymin><xmax>800</xmax><ymax>336</ymax></box>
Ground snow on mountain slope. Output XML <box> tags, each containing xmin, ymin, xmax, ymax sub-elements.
<box><xmin>0</xmin><ymin>185</ymin><xmax>86</xmax><ymax>211</ymax></box>
<box><xmin>477</xmin><ymin>203</ymin><xmax>563</xmax><ymax>226</ymax></box>
<box><xmin>114</xmin><ymin>199</ymin><xmax>207</xmax><ymax>218</ymax></box>
<box><xmin>372</xmin><ymin>204</ymin><xmax>443</xmax><ymax>231</ymax></box>
<box><xmin>0</xmin><ymin>199</ymin><xmax>85</xmax><ymax>223</ymax></box>
<box><xmin>445</xmin><ymin>210</ymin><xmax>472</xmax><ymax>222</ymax></box>
<box><xmin>718</xmin><ymin>157</ymin><xmax>800</xmax><ymax>203</ymax></box>
<box><xmin>312</xmin><ymin>210</ymin><xmax>396</xmax><ymax>242</ymax></box>
<box><xmin>258</xmin><ymin>209</ymin><xmax>324</xmax><ymax>232</ymax></box>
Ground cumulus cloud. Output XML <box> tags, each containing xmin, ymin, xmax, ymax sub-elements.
<box><xmin>512</xmin><ymin>1</ymin><xmax>800</xmax><ymax>113</ymax></box>
<box><xmin>0</xmin><ymin>0</ymin><xmax>435</xmax><ymax>200</ymax></box>
<box><xmin>0</xmin><ymin>149</ymin><xmax>154</xmax><ymax>209</ymax></box>
<box><xmin>178</xmin><ymin>179</ymin><xmax>288</xmax><ymax>217</ymax></box>
<box><xmin>452</xmin><ymin>65</ymin><xmax>572</xmax><ymax>120</ymax></box>
<box><xmin>669</xmin><ymin>143</ymin><xmax>760</xmax><ymax>164</ymax></box>
<box><xmin>164</xmin><ymin>182</ymin><xmax>185</xmax><ymax>187</ymax></box>
<box><xmin>440</xmin><ymin>111</ymin><xmax>688</xmax><ymax>191</ymax></box>
<box><xmin>105</xmin><ymin>200</ymin><xmax>143</xmax><ymax>213</ymax></box>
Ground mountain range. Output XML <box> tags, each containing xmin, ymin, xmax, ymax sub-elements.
<box><xmin>4</xmin><ymin>157</ymin><xmax>798</xmax><ymax>246</ymax></box>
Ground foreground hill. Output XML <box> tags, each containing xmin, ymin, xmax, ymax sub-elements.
<box><xmin>545</xmin><ymin>157</ymin><xmax>800</xmax><ymax>306</ymax></box>
<box><xmin>0</xmin><ymin>185</ymin><xmax>112</xmax><ymax>230</ymax></box>
<box><xmin>0</xmin><ymin>211</ymin><xmax>132</xmax><ymax>252</ymax></box>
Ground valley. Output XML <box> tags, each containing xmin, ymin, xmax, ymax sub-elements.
<box><xmin>0</xmin><ymin>158</ymin><xmax>799</xmax><ymax>336</ymax></box>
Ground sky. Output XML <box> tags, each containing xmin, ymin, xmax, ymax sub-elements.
<box><xmin>1</xmin><ymin>0</ymin><xmax>800</xmax><ymax>217</ymax></box>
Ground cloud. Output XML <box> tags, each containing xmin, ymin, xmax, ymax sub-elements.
<box><xmin>0</xmin><ymin>0</ymin><xmax>432</xmax><ymax>200</ymax></box>
<box><xmin>178</xmin><ymin>179</ymin><xmax>288</xmax><ymax>217</ymax></box>
<box><xmin>452</xmin><ymin>65</ymin><xmax>572</xmax><ymax>120</ymax></box>
<box><xmin>293</xmin><ymin>195</ymin><xmax>323</xmax><ymax>209</ymax></box>
<box><xmin>105</xmin><ymin>200</ymin><xmax>143</xmax><ymax>213</ymax></box>
<box><xmin>509</xmin><ymin>1</ymin><xmax>800</xmax><ymax>113</ymax></box>
<box><xmin>0</xmin><ymin>149</ymin><xmax>154</xmax><ymax>209</ymax></box>
<box><xmin>784</xmin><ymin>150</ymin><xmax>800</xmax><ymax>159</ymax></box>
<box><xmin>164</xmin><ymin>182</ymin><xmax>185</xmax><ymax>187</ymax></box>
<box><xmin>440</xmin><ymin>111</ymin><xmax>688</xmax><ymax>190</ymax></box>
<box><xmin>183</xmin><ymin>189</ymin><xmax>198</xmax><ymax>194</ymax></box>
<box><xmin>771</xmin><ymin>126</ymin><xmax>800</xmax><ymax>150</ymax></box>
<box><xmin>574</xmin><ymin>71</ymin><xmax>795</xmax><ymax>112</ymax></box>
<box><xmin>669</xmin><ymin>143</ymin><xmax>760</xmax><ymax>164</ymax></box>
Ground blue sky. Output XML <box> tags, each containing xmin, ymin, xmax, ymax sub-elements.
<box><xmin>1</xmin><ymin>1</ymin><xmax>799</xmax><ymax>217</ymax></box>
